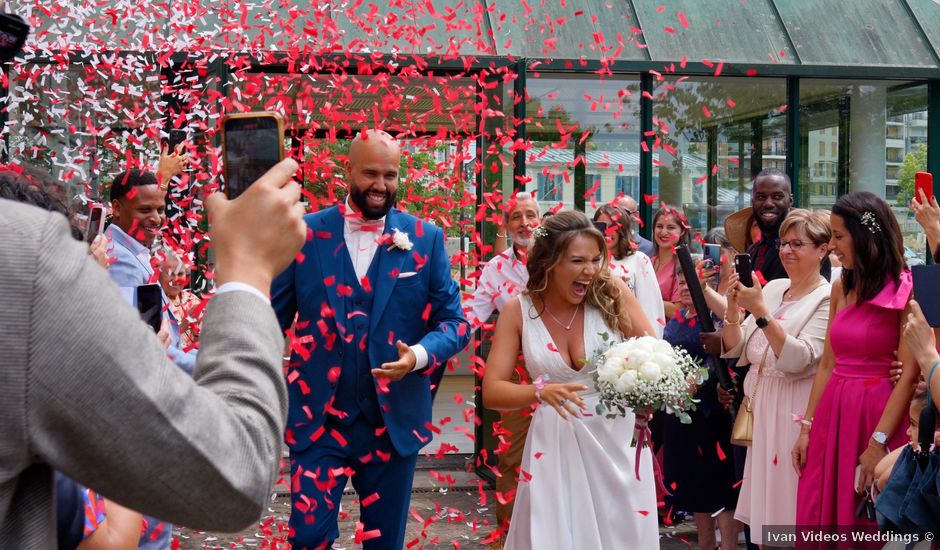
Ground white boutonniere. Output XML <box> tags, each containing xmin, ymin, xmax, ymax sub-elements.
<box><xmin>388</xmin><ymin>228</ymin><xmax>414</xmax><ymax>252</ymax></box>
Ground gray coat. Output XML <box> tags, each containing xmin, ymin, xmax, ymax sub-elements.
<box><xmin>0</xmin><ymin>199</ymin><xmax>287</xmax><ymax>547</ymax></box>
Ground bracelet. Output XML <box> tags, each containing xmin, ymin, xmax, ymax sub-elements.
<box><xmin>496</xmin><ymin>232</ymin><xmax>507</xmax><ymax>238</ymax></box>
<box><xmin>533</xmin><ymin>375</ymin><xmax>549</xmax><ymax>403</ymax></box>
<box><xmin>723</xmin><ymin>317</ymin><xmax>741</xmax><ymax>326</ymax></box>
<box><xmin>928</xmin><ymin>360</ymin><xmax>940</xmax><ymax>387</ymax></box>
<box><xmin>799</xmin><ymin>418</ymin><xmax>813</xmax><ymax>427</ymax></box>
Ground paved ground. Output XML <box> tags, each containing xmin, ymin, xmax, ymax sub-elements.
<box><xmin>175</xmin><ymin>456</ymin><xmax>728</xmax><ymax>549</ymax></box>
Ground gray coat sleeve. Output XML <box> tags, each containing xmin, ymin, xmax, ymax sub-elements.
<box><xmin>26</xmin><ymin>213</ymin><xmax>287</xmax><ymax>531</ymax></box>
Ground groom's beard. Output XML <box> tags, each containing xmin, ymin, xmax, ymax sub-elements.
<box><xmin>349</xmin><ymin>186</ymin><xmax>396</xmax><ymax>220</ymax></box>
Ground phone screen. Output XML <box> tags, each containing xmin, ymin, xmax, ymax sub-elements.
<box><xmin>735</xmin><ymin>254</ymin><xmax>754</xmax><ymax>287</ymax></box>
<box><xmin>137</xmin><ymin>284</ymin><xmax>163</xmax><ymax>333</ymax></box>
<box><xmin>704</xmin><ymin>244</ymin><xmax>722</xmax><ymax>274</ymax></box>
<box><xmin>912</xmin><ymin>265</ymin><xmax>940</xmax><ymax>328</ymax></box>
<box><xmin>222</xmin><ymin>114</ymin><xmax>284</xmax><ymax>199</ymax></box>
<box><xmin>915</xmin><ymin>172</ymin><xmax>933</xmax><ymax>204</ymax></box>
<box><xmin>165</xmin><ymin>129</ymin><xmax>187</xmax><ymax>152</ymax></box>
<box><xmin>85</xmin><ymin>206</ymin><xmax>103</xmax><ymax>244</ymax></box>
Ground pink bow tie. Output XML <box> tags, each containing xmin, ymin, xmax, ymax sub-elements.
<box><xmin>347</xmin><ymin>216</ymin><xmax>384</xmax><ymax>233</ymax></box>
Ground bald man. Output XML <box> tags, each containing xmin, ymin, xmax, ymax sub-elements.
<box><xmin>272</xmin><ymin>130</ymin><xmax>471</xmax><ymax>549</ymax></box>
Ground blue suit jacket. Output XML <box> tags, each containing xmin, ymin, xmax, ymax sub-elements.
<box><xmin>272</xmin><ymin>206</ymin><xmax>470</xmax><ymax>456</ymax></box>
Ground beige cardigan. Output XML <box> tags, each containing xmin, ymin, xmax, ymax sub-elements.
<box><xmin>721</xmin><ymin>278</ymin><xmax>831</xmax><ymax>380</ymax></box>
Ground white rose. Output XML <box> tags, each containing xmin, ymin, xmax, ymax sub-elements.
<box><xmin>614</xmin><ymin>369</ymin><xmax>638</xmax><ymax>393</ymax></box>
<box><xmin>626</xmin><ymin>349</ymin><xmax>650</xmax><ymax>371</ymax></box>
<box><xmin>651</xmin><ymin>339</ymin><xmax>675</xmax><ymax>356</ymax></box>
<box><xmin>605</xmin><ymin>343</ymin><xmax>630</xmax><ymax>362</ymax></box>
<box><xmin>651</xmin><ymin>352</ymin><xmax>675</xmax><ymax>369</ymax></box>
<box><xmin>597</xmin><ymin>359</ymin><xmax>622</xmax><ymax>383</ymax></box>
<box><xmin>638</xmin><ymin>361</ymin><xmax>663</xmax><ymax>382</ymax></box>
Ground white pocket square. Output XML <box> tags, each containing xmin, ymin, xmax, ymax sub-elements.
<box><xmin>398</xmin><ymin>271</ymin><xmax>419</xmax><ymax>279</ymax></box>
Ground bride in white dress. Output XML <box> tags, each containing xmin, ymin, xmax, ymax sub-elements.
<box><xmin>483</xmin><ymin>211</ymin><xmax>660</xmax><ymax>549</ymax></box>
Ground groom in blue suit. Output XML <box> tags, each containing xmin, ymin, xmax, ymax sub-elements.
<box><xmin>272</xmin><ymin>130</ymin><xmax>470</xmax><ymax>549</ymax></box>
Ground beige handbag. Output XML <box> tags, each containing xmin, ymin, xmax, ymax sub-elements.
<box><xmin>730</xmin><ymin>344</ymin><xmax>771</xmax><ymax>447</ymax></box>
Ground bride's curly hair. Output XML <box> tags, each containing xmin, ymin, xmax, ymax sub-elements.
<box><xmin>525</xmin><ymin>210</ymin><xmax>626</xmax><ymax>336</ymax></box>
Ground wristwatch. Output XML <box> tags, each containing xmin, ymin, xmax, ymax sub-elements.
<box><xmin>871</xmin><ymin>431</ymin><xmax>888</xmax><ymax>446</ymax></box>
<box><xmin>755</xmin><ymin>315</ymin><xmax>772</xmax><ymax>329</ymax></box>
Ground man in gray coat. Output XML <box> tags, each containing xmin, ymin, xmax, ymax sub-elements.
<box><xmin>0</xmin><ymin>159</ymin><xmax>306</xmax><ymax>547</ymax></box>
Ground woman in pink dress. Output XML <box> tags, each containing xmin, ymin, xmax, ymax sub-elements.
<box><xmin>792</xmin><ymin>192</ymin><xmax>919</xmax><ymax>534</ymax></box>
<box><xmin>650</xmin><ymin>205</ymin><xmax>689</xmax><ymax>322</ymax></box>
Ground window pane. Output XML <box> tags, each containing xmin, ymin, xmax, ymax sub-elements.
<box><xmin>799</xmin><ymin>81</ymin><xmax>928</xmax><ymax>262</ymax></box>
<box><xmin>651</xmin><ymin>76</ymin><xmax>787</xmax><ymax>249</ymax></box>
<box><xmin>6</xmin><ymin>57</ymin><xmax>163</xmax><ymax>199</ymax></box>
<box><xmin>525</xmin><ymin>74</ymin><xmax>642</xmax><ymax>217</ymax></box>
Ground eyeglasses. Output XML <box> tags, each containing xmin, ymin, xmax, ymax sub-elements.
<box><xmin>776</xmin><ymin>240</ymin><xmax>809</xmax><ymax>251</ymax></box>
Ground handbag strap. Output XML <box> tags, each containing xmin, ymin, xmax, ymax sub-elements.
<box><xmin>745</xmin><ymin>344</ymin><xmax>772</xmax><ymax>413</ymax></box>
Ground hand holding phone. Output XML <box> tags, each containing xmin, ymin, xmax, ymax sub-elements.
<box><xmin>221</xmin><ymin>112</ymin><xmax>285</xmax><ymax>200</ymax></box>
<box><xmin>734</xmin><ymin>254</ymin><xmax>754</xmax><ymax>287</ymax></box>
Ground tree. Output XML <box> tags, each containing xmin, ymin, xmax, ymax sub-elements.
<box><xmin>897</xmin><ymin>142</ymin><xmax>927</xmax><ymax>205</ymax></box>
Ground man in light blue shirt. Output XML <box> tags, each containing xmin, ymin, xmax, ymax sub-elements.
<box><xmin>104</xmin><ymin>168</ymin><xmax>196</xmax><ymax>549</ymax></box>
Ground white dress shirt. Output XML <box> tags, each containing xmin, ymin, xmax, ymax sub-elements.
<box><xmin>609</xmin><ymin>251</ymin><xmax>665</xmax><ymax>338</ymax></box>
<box><xmin>342</xmin><ymin>199</ymin><xmax>428</xmax><ymax>370</ymax></box>
<box><xmin>466</xmin><ymin>246</ymin><xmax>530</xmax><ymax>327</ymax></box>
<box><xmin>343</xmin><ymin>199</ymin><xmax>386</xmax><ymax>282</ymax></box>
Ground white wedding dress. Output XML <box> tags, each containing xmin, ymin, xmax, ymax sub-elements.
<box><xmin>505</xmin><ymin>295</ymin><xmax>659</xmax><ymax>549</ymax></box>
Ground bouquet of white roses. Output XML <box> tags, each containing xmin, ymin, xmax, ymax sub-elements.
<box><xmin>591</xmin><ymin>334</ymin><xmax>708</xmax><ymax>424</ymax></box>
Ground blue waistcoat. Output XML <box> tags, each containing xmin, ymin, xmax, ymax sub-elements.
<box><xmin>333</xmin><ymin>249</ymin><xmax>382</xmax><ymax>426</ymax></box>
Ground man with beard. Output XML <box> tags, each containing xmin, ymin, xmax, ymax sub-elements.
<box><xmin>271</xmin><ymin>130</ymin><xmax>470</xmax><ymax>549</ymax></box>
<box><xmin>747</xmin><ymin>168</ymin><xmax>793</xmax><ymax>282</ymax></box>
<box><xmin>745</xmin><ymin>168</ymin><xmax>830</xmax><ymax>282</ymax></box>
<box><xmin>105</xmin><ymin>167</ymin><xmax>198</xmax><ymax>550</ymax></box>
<box><xmin>465</xmin><ymin>192</ymin><xmax>540</xmax><ymax>543</ymax></box>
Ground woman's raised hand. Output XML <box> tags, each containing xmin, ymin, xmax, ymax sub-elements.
<box><xmin>540</xmin><ymin>383</ymin><xmax>589</xmax><ymax>420</ymax></box>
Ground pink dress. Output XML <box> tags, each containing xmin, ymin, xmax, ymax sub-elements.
<box><xmin>795</xmin><ymin>272</ymin><xmax>912</xmax><ymax>529</ymax></box>
<box><xmin>654</xmin><ymin>256</ymin><xmax>680</xmax><ymax>304</ymax></box>
<box><xmin>735</xmin><ymin>301</ymin><xmax>815</xmax><ymax>546</ymax></box>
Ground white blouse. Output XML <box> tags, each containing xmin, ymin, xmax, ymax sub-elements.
<box><xmin>609</xmin><ymin>251</ymin><xmax>665</xmax><ymax>338</ymax></box>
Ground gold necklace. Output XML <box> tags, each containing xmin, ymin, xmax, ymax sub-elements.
<box><xmin>545</xmin><ymin>302</ymin><xmax>581</xmax><ymax>331</ymax></box>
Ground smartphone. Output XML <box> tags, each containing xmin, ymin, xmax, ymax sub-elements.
<box><xmin>136</xmin><ymin>283</ymin><xmax>163</xmax><ymax>333</ymax></box>
<box><xmin>84</xmin><ymin>205</ymin><xmax>104</xmax><ymax>244</ymax></box>
<box><xmin>915</xmin><ymin>172</ymin><xmax>933</xmax><ymax>204</ymax></box>
<box><xmin>734</xmin><ymin>254</ymin><xmax>753</xmax><ymax>287</ymax></box>
<box><xmin>164</xmin><ymin>129</ymin><xmax>187</xmax><ymax>152</ymax></box>
<box><xmin>221</xmin><ymin>112</ymin><xmax>285</xmax><ymax>199</ymax></box>
<box><xmin>704</xmin><ymin>244</ymin><xmax>722</xmax><ymax>277</ymax></box>
<box><xmin>912</xmin><ymin>265</ymin><xmax>940</xmax><ymax>327</ymax></box>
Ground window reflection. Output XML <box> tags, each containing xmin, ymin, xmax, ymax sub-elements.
<box><xmin>799</xmin><ymin>81</ymin><xmax>928</xmax><ymax>260</ymax></box>
<box><xmin>525</xmin><ymin>74</ymin><xmax>642</xmax><ymax>216</ymax></box>
<box><xmin>651</xmin><ymin>76</ymin><xmax>788</xmax><ymax>248</ymax></box>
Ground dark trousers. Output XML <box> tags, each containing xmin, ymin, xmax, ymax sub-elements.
<box><xmin>288</xmin><ymin>416</ymin><xmax>418</xmax><ymax>550</ymax></box>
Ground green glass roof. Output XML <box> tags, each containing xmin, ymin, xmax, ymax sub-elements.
<box><xmin>774</xmin><ymin>0</ymin><xmax>939</xmax><ymax>67</ymax></box>
<box><xmin>15</xmin><ymin>0</ymin><xmax>940</xmax><ymax>70</ymax></box>
<box><xmin>632</xmin><ymin>0</ymin><xmax>797</xmax><ymax>65</ymax></box>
